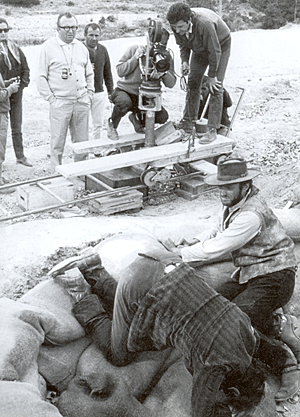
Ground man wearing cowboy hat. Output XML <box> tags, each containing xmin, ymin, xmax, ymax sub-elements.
<box><xmin>163</xmin><ymin>152</ymin><xmax>299</xmax><ymax>402</ymax></box>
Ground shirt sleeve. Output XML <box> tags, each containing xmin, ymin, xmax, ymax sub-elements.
<box><xmin>116</xmin><ymin>45</ymin><xmax>139</xmax><ymax>78</ymax></box>
<box><xmin>200</xmin><ymin>21</ymin><xmax>222</xmax><ymax>78</ymax></box>
<box><xmin>181</xmin><ymin>211</ymin><xmax>261</xmax><ymax>263</ymax></box>
<box><xmin>85</xmin><ymin>50</ymin><xmax>95</xmax><ymax>95</ymax></box>
<box><xmin>19</xmin><ymin>48</ymin><xmax>30</xmax><ymax>87</ymax></box>
<box><xmin>36</xmin><ymin>44</ymin><xmax>53</xmax><ymax>101</ymax></box>
<box><xmin>103</xmin><ymin>47</ymin><xmax>114</xmax><ymax>95</ymax></box>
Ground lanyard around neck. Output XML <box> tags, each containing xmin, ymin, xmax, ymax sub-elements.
<box><xmin>60</xmin><ymin>43</ymin><xmax>74</xmax><ymax>76</ymax></box>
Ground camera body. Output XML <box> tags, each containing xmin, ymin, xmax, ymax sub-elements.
<box><xmin>61</xmin><ymin>68</ymin><xmax>69</xmax><ymax>80</ymax></box>
<box><xmin>149</xmin><ymin>43</ymin><xmax>171</xmax><ymax>73</ymax></box>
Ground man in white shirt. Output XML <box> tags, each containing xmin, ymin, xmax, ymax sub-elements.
<box><xmin>37</xmin><ymin>12</ymin><xmax>94</xmax><ymax>172</ymax></box>
<box><xmin>162</xmin><ymin>152</ymin><xmax>300</xmax><ymax>401</ymax></box>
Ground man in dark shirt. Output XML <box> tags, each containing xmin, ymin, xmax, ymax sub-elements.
<box><xmin>84</xmin><ymin>23</ymin><xmax>114</xmax><ymax>140</ymax></box>
<box><xmin>166</xmin><ymin>3</ymin><xmax>231</xmax><ymax>144</ymax></box>
<box><xmin>71</xmin><ymin>250</ymin><xmax>269</xmax><ymax>417</ymax></box>
<box><xmin>0</xmin><ymin>18</ymin><xmax>31</xmax><ymax>167</ymax></box>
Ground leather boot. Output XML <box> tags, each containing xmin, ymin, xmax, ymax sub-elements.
<box><xmin>275</xmin><ymin>358</ymin><xmax>300</xmax><ymax>402</ymax></box>
<box><xmin>72</xmin><ymin>294</ymin><xmax>112</xmax><ymax>359</ymax></box>
<box><xmin>53</xmin><ymin>267</ymin><xmax>91</xmax><ymax>303</ymax></box>
<box><xmin>48</xmin><ymin>247</ymin><xmax>101</xmax><ymax>277</ymax></box>
<box><xmin>82</xmin><ymin>266</ymin><xmax>117</xmax><ymax>318</ymax></box>
<box><xmin>278</xmin><ymin>314</ymin><xmax>300</xmax><ymax>363</ymax></box>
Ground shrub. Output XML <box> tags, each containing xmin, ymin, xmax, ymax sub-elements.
<box><xmin>0</xmin><ymin>0</ymin><xmax>40</xmax><ymax>5</ymax></box>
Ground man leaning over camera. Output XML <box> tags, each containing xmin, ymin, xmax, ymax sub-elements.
<box><xmin>37</xmin><ymin>12</ymin><xmax>94</xmax><ymax>172</ymax></box>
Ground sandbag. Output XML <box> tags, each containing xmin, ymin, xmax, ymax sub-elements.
<box><xmin>94</xmin><ymin>232</ymin><xmax>167</xmax><ymax>282</ymax></box>
<box><xmin>93</xmin><ymin>232</ymin><xmax>234</xmax><ymax>290</ymax></box>
<box><xmin>77</xmin><ymin>343</ymin><xmax>181</xmax><ymax>399</ymax></box>
<box><xmin>57</xmin><ymin>373</ymin><xmax>150</xmax><ymax>417</ymax></box>
<box><xmin>38</xmin><ymin>336</ymin><xmax>92</xmax><ymax>392</ymax></box>
<box><xmin>143</xmin><ymin>357</ymin><xmax>192</xmax><ymax>417</ymax></box>
<box><xmin>0</xmin><ymin>381</ymin><xmax>62</xmax><ymax>417</ymax></box>
<box><xmin>19</xmin><ymin>279</ymin><xmax>85</xmax><ymax>344</ymax></box>
<box><xmin>0</xmin><ymin>298</ymin><xmax>57</xmax><ymax>386</ymax></box>
<box><xmin>57</xmin><ymin>343</ymin><xmax>182</xmax><ymax>417</ymax></box>
<box><xmin>273</xmin><ymin>208</ymin><xmax>300</xmax><ymax>242</ymax></box>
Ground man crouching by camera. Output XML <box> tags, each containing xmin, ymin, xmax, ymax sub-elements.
<box><xmin>107</xmin><ymin>27</ymin><xmax>176</xmax><ymax>140</ymax></box>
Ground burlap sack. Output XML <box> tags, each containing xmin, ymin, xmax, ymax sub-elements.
<box><xmin>57</xmin><ymin>343</ymin><xmax>181</xmax><ymax>417</ymax></box>
<box><xmin>38</xmin><ymin>336</ymin><xmax>92</xmax><ymax>392</ymax></box>
<box><xmin>143</xmin><ymin>357</ymin><xmax>192</xmax><ymax>417</ymax></box>
<box><xmin>19</xmin><ymin>279</ymin><xmax>85</xmax><ymax>344</ymax></box>
<box><xmin>94</xmin><ymin>232</ymin><xmax>167</xmax><ymax>282</ymax></box>
<box><xmin>274</xmin><ymin>209</ymin><xmax>300</xmax><ymax>242</ymax></box>
<box><xmin>0</xmin><ymin>380</ymin><xmax>62</xmax><ymax>417</ymax></box>
<box><xmin>0</xmin><ymin>298</ymin><xmax>57</xmax><ymax>386</ymax></box>
<box><xmin>77</xmin><ymin>343</ymin><xmax>181</xmax><ymax>398</ymax></box>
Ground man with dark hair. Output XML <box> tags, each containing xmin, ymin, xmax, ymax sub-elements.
<box><xmin>166</xmin><ymin>3</ymin><xmax>231</xmax><ymax>143</ymax></box>
<box><xmin>0</xmin><ymin>17</ymin><xmax>31</xmax><ymax>167</ymax></box>
<box><xmin>107</xmin><ymin>28</ymin><xmax>176</xmax><ymax>140</ymax></box>
<box><xmin>84</xmin><ymin>23</ymin><xmax>113</xmax><ymax>140</ymax></box>
<box><xmin>162</xmin><ymin>152</ymin><xmax>300</xmax><ymax>402</ymax></box>
<box><xmin>37</xmin><ymin>12</ymin><xmax>94</xmax><ymax>172</ymax></box>
<box><xmin>68</xmin><ymin>248</ymin><xmax>266</xmax><ymax>417</ymax></box>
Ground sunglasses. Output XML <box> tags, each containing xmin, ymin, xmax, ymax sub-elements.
<box><xmin>58</xmin><ymin>26</ymin><xmax>78</xmax><ymax>32</ymax></box>
<box><xmin>0</xmin><ymin>28</ymin><xmax>9</xmax><ymax>33</ymax></box>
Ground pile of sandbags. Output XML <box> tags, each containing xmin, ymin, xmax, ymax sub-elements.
<box><xmin>1</xmin><ymin>214</ymin><xmax>300</xmax><ymax>416</ymax></box>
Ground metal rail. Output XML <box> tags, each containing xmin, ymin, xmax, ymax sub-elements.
<box><xmin>0</xmin><ymin>185</ymin><xmax>141</xmax><ymax>222</ymax></box>
<box><xmin>0</xmin><ymin>174</ymin><xmax>61</xmax><ymax>191</ymax></box>
<box><xmin>0</xmin><ymin>170</ymin><xmax>212</xmax><ymax>223</ymax></box>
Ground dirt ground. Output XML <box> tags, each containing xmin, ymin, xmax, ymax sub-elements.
<box><xmin>0</xmin><ymin>7</ymin><xmax>300</xmax><ymax>416</ymax></box>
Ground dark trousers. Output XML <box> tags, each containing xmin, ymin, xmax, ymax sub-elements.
<box><xmin>111</xmin><ymin>87</ymin><xmax>168</xmax><ymax>129</ymax></box>
<box><xmin>183</xmin><ymin>40</ymin><xmax>231</xmax><ymax>129</ymax></box>
<box><xmin>9</xmin><ymin>88</ymin><xmax>24</xmax><ymax>160</ymax></box>
<box><xmin>217</xmin><ymin>269</ymin><xmax>295</xmax><ymax>336</ymax></box>
<box><xmin>217</xmin><ymin>269</ymin><xmax>296</xmax><ymax>371</ymax></box>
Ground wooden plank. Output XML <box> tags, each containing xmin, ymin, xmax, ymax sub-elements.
<box><xmin>56</xmin><ymin>136</ymin><xmax>234</xmax><ymax>178</ymax></box>
<box><xmin>71</xmin><ymin>132</ymin><xmax>145</xmax><ymax>154</ymax></box>
<box><xmin>188</xmin><ymin>160</ymin><xmax>217</xmax><ymax>175</ymax></box>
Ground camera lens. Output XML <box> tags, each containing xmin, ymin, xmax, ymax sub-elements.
<box><xmin>154</xmin><ymin>55</ymin><xmax>170</xmax><ymax>72</ymax></box>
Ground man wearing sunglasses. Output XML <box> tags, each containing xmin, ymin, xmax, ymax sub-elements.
<box><xmin>37</xmin><ymin>12</ymin><xmax>94</xmax><ymax>172</ymax></box>
<box><xmin>0</xmin><ymin>18</ymin><xmax>31</xmax><ymax>168</ymax></box>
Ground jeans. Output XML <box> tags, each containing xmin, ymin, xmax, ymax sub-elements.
<box><xmin>110</xmin><ymin>88</ymin><xmax>168</xmax><ymax>129</ymax></box>
<box><xmin>183</xmin><ymin>40</ymin><xmax>231</xmax><ymax>129</ymax></box>
<box><xmin>217</xmin><ymin>269</ymin><xmax>296</xmax><ymax>336</ymax></box>
<box><xmin>110</xmin><ymin>255</ymin><xmax>165</xmax><ymax>366</ymax></box>
<box><xmin>9</xmin><ymin>87</ymin><xmax>24</xmax><ymax>160</ymax></box>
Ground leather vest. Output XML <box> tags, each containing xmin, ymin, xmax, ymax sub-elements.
<box><xmin>224</xmin><ymin>187</ymin><xmax>297</xmax><ymax>283</ymax></box>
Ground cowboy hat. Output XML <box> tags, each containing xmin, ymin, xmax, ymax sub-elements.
<box><xmin>204</xmin><ymin>153</ymin><xmax>260</xmax><ymax>186</ymax></box>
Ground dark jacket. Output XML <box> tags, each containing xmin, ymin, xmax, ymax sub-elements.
<box><xmin>173</xmin><ymin>8</ymin><xmax>231</xmax><ymax>78</ymax></box>
<box><xmin>0</xmin><ymin>40</ymin><xmax>30</xmax><ymax>89</ymax></box>
<box><xmin>84</xmin><ymin>42</ymin><xmax>114</xmax><ymax>95</ymax></box>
